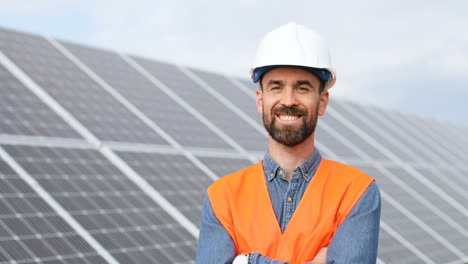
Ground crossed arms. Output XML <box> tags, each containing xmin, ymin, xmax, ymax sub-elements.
<box><xmin>196</xmin><ymin>182</ymin><xmax>381</xmax><ymax>264</ymax></box>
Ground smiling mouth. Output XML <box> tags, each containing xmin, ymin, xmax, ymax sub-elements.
<box><xmin>277</xmin><ymin>114</ymin><xmax>301</xmax><ymax>121</ymax></box>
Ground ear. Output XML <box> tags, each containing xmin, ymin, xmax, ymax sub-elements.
<box><xmin>256</xmin><ymin>89</ymin><xmax>263</xmax><ymax>115</ymax></box>
<box><xmin>318</xmin><ymin>90</ymin><xmax>329</xmax><ymax>116</ymax></box>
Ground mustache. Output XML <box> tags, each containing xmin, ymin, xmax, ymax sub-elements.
<box><xmin>273</xmin><ymin>105</ymin><xmax>307</xmax><ymax>116</ymax></box>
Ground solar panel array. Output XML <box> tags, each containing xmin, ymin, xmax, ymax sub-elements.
<box><xmin>0</xmin><ymin>26</ymin><xmax>467</xmax><ymax>264</ymax></box>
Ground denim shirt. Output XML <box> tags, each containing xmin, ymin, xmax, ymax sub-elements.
<box><xmin>196</xmin><ymin>150</ymin><xmax>381</xmax><ymax>264</ymax></box>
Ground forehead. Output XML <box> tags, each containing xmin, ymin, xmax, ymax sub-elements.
<box><xmin>262</xmin><ymin>67</ymin><xmax>321</xmax><ymax>85</ymax></box>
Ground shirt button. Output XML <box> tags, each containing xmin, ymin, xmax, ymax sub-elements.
<box><xmin>305</xmin><ymin>173</ymin><xmax>309</xmax><ymax>178</ymax></box>
<box><xmin>270</xmin><ymin>173</ymin><xmax>274</xmax><ymax>177</ymax></box>
<box><xmin>287</xmin><ymin>196</ymin><xmax>293</xmax><ymax>203</ymax></box>
<box><xmin>278</xmin><ymin>170</ymin><xmax>283</xmax><ymax>175</ymax></box>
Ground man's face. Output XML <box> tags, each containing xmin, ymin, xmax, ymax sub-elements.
<box><xmin>256</xmin><ymin>67</ymin><xmax>329</xmax><ymax>147</ymax></box>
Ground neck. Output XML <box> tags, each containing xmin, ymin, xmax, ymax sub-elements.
<box><xmin>268</xmin><ymin>134</ymin><xmax>316</xmax><ymax>180</ymax></box>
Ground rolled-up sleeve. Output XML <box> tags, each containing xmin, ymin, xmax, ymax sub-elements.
<box><xmin>196</xmin><ymin>194</ymin><xmax>236</xmax><ymax>264</ymax></box>
<box><xmin>327</xmin><ymin>181</ymin><xmax>381</xmax><ymax>264</ymax></box>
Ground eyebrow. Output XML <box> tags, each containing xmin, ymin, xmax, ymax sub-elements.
<box><xmin>266</xmin><ymin>79</ymin><xmax>316</xmax><ymax>88</ymax></box>
<box><xmin>297</xmin><ymin>80</ymin><xmax>314</xmax><ymax>87</ymax></box>
<box><xmin>267</xmin><ymin>80</ymin><xmax>283</xmax><ymax>85</ymax></box>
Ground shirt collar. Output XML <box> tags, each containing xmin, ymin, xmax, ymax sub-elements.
<box><xmin>263</xmin><ymin>149</ymin><xmax>322</xmax><ymax>182</ymax></box>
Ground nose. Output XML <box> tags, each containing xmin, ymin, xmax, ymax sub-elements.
<box><xmin>280</xmin><ymin>88</ymin><xmax>298</xmax><ymax>107</ymax></box>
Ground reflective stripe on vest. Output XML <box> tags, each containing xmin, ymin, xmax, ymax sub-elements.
<box><xmin>207</xmin><ymin>158</ymin><xmax>375</xmax><ymax>264</ymax></box>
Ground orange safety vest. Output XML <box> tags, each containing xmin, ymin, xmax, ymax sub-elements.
<box><xmin>207</xmin><ymin>158</ymin><xmax>374</xmax><ymax>264</ymax></box>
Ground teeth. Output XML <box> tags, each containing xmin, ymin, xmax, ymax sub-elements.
<box><xmin>279</xmin><ymin>115</ymin><xmax>299</xmax><ymax>121</ymax></box>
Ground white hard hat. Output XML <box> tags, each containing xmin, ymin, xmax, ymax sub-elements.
<box><xmin>250</xmin><ymin>22</ymin><xmax>336</xmax><ymax>89</ymax></box>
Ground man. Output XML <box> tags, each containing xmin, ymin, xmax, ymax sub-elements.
<box><xmin>196</xmin><ymin>22</ymin><xmax>381</xmax><ymax>264</ymax></box>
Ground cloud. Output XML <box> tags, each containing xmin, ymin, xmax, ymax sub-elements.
<box><xmin>354</xmin><ymin>50</ymin><xmax>468</xmax><ymax>125</ymax></box>
<box><xmin>425</xmin><ymin>45</ymin><xmax>468</xmax><ymax>77</ymax></box>
<box><xmin>0</xmin><ymin>0</ymin><xmax>82</xmax><ymax>14</ymax></box>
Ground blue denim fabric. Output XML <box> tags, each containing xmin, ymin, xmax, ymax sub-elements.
<box><xmin>196</xmin><ymin>150</ymin><xmax>381</xmax><ymax>264</ymax></box>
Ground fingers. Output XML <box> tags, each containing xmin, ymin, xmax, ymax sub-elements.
<box><xmin>311</xmin><ymin>247</ymin><xmax>327</xmax><ymax>264</ymax></box>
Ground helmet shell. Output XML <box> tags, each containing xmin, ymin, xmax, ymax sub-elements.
<box><xmin>250</xmin><ymin>22</ymin><xmax>336</xmax><ymax>89</ymax></box>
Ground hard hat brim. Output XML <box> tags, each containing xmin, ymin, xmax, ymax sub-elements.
<box><xmin>252</xmin><ymin>65</ymin><xmax>332</xmax><ymax>83</ymax></box>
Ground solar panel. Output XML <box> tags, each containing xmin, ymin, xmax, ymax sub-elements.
<box><xmin>0</xmin><ymin>25</ymin><xmax>467</xmax><ymax>264</ymax></box>
<box><xmin>413</xmin><ymin>166</ymin><xmax>468</xmax><ymax>208</ymax></box>
<box><xmin>361</xmin><ymin>104</ymin><xmax>442</xmax><ymax>164</ymax></box>
<box><xmin>321</xmin><ymin>107</ymin><xmax>392</xmax><ymax>161</ymax></box>
<box><xmin>385</xmin><ymin>166</ymin><xmax>467</xmax><ymax>229</ymax></box>
<box><xmin>420</xmin><ymin>115</ymin><xmax>467</xmax><ymax>159</ymax></box>
<box><xmin>381</xmin><ymin>198</ymin><xmax>459</xmax><ymax>263</ymax></box>
<box><xmin>189</xmin><ymin>68</ymin><xmax>264</xmax><ymax>129</ymax></box>
<box><xmin>195</xmin><ymin>156</ymin><xmax>253</xmax><ymax>178</ymax></box>
<box><xmin>60</xmin><ymin>41</ymin><xmax>233</xmax><ymax>151</ymax></box>
<box><xmin>0</xmin><ymin>154</ymin><xmax>108</xmax><ymax>264</ymax></box>
<box><xmin>375</xmin><ymin>107</ymin><xmax>458</xmax><ymax>165</ymax></box>
<box><xmin>328</xmin><ymin>100</ymin><xmax>419</xmax><ymax>163</ymax></box>
<box><xmin>2</xmin><ymin>145</ymin><xmax>197</xmax><ymax>264</ymax></box>
<box><xmin>315</xmin><ymin>118</ymin><xmax>366</xmax><ymax>160</ymax></box>
<box><xmin>0</xmin><ymin>27</ymin><xmax>168</xmax><ymax>145</ymax></box>
<box><xmin>237</xmin><ymin>78</ymin><xmax>258</xmax><ymax>92</ymax></box>
<box><xmin>378</xmin><ymin>227</ymin><xmax>425</xmax><ymax>264</ymax></box>
<box><xmin>132</xmin><ymin>56</ymin><xmax>266</xmax><ymax>152</ymax></box>
<box><xmin>445</xmin><ymin>123</ymin><xmax>468</xmax><ymax>151</ymax></box>
<box><xmin>360</xmin><ymin>164</ymin><xmax>468</xmax><ymax>256</ymax></box>
<box><xmin>0</xmin><ymin>62</ymin><xmax>81</xmax><ymax>139</ymax></box>
<box><xmin>115</xmin><ymin>151</ymin><xmax>213</xmax><ymax>225</ymax></box>
<box><xmin>400</xmin><ymin>114</ymin><xmax>465</xmax><ymax>164</ymax></box>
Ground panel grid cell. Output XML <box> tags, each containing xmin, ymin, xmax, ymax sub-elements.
<box><xmin>445</xmin><ymin>123</ymin><xmax>468</xmax><ymax>152</ymax></box>
<box><xmin>413</xmin><ymin>166</ymin><xmax>468</xmax><ymax>208</ymax></box>
<box><xmin>373</xmin><ymin>108</ymin><xmax>455</xmax><ymax>166</ymax></box>
<box><xmin>383</xmin><ymin>166</ymin><xmax>468</xmax><ymax>231</ymax></box>
<box><xmin>196</xmin><ymin>156</ymin><xmax>253</xmax><ymax>178</ymax></box>
<box><xmin>330</xmin><ymin>100</ymin><xmax>418</xmax><ymax>163</ymax></box>
<box><xmin>320</xmin><ymin>109</ymin><xmax>390</xmax><ymax>161</ymax></box>
<box><xmin>237</xmin><ymin>79</ymin><xmax>258</xmax><ymax>93</ymax></box>
<box><xmin>191</xmin><ymin>69</ymin><xmax>263</xmax><ymax>127</ymax></box>
<box><xmin>315</xmin><ymin>121</ymin><xmax>362</xmax><ymax>160</ymax></box>
<box><xmin>0</xmin><ymin>63</ymin><xmax>81</xmax><ymax>138</ymax></box>
<box><xmin>365</xmin><ymin>105</ymin><xmax>442</xmax><ymax>165</ymax></box>
<box><xmin>133</xmin><ymin>57</ymin><xmax>266</xmax><ymax>152</ymax></box>
<box><xmin>0</xmin><ymin>158</ymin><xmax>107</xmax><ymax>264</ymax></box>
<box><xmin>0</xmin><ymin>27</ymin><xmax>167</xmax><ymax>145</ymax></box>
<box><xmin>378</xmin><ymin>228</ymin><xmax>423</xmax><ymax>264</ymax></box>
<box><xmin>360</xmin><ymin>165</ymin><xmax>468</xmax><ymax>254</ymax></box>
<box><xmin>380</xmin><ymin>198</ymin><xmax>458</xmax><ymax>263</ymax></box>
<box><xmin>116</xmin><ymin>151</ymin><xmax>213</xmax><ymax>226</ymax></box>
<box><xmin>407</xmin><ymin>115</ymin><xmax>466</xmax><ymax>164</ymax></box>
<box><xmin>3</xmin><ymin>145</ymin><xmax>196</xmax><ymax>264</ymax></box>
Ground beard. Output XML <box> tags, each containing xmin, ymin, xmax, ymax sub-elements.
<box><xmin>263</xmin><ymin>104</ymin><xmax>318</xmax><ymax>147</ymax></box>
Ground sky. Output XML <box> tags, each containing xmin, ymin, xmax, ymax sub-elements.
<box><xmin>1</xmin><ymin>0</ymin><xmax>467</xmax><ymax>126</ymax></box>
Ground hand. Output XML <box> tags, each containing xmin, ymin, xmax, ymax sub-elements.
<box><xmin>311</xmin><ymin>247</ymin><xmax>327</xmax><ymax>264</ymax></box>
<box><xmin>232</xmin><ymin>254</ymin><xmax>249</xmax><ymax>264</ymax></box>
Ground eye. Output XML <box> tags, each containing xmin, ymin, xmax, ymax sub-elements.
<box><xmin>297</xmin><ymin>86</ymin><xmax>310</xmax><ymax>92</ymax></box>
<box><xmin>270</xmin><ymin>86</ymin><xmax>281</xmax><ymax>91</ymax></box>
